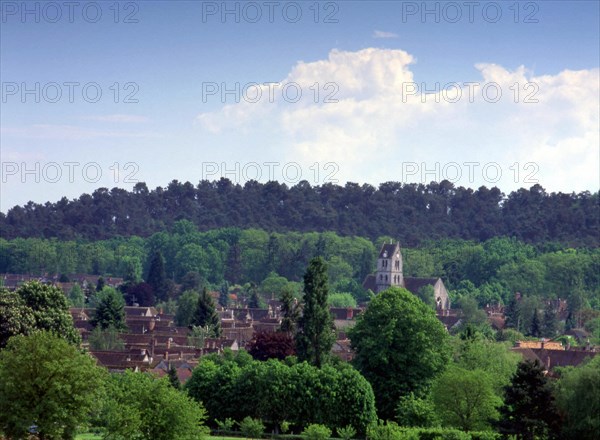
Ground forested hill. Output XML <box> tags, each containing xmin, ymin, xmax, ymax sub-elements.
<box><xmin>1</xmin><ymin>179</ymin><xmax>598</xmax><ymax>246</ymax></box>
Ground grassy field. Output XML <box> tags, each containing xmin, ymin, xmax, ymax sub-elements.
<box><xmin>76</xmin><ymin>435</ymin><xmax>244</xmax><ymax>440</ymax></box>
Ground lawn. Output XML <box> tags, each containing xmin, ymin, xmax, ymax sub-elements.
<box><xmin>75</xmin><ymin>435</ymin><xmax>102</xmax><ymax>440</ymax></box>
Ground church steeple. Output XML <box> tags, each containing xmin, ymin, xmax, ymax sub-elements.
<box><xmin>375</xmin><ymin>241</ymin><xmax>403</xmax><ymax>293</ymax></box>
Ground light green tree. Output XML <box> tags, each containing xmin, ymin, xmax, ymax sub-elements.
<box><xmin>101</xmin><ymin>370</ymin><xmax>209</xmax><ymax>440</ymax></box>
<box><xmin>0</xmin><ymin>332</ymin><xmax>105</xmax><ymax>440</ymax></box>
<box><xmin>349</xmin><ymin>287</ymin><xmax>451</xmax><ymax>420</ymax></box>
<box><xmin>432</xmin><ymin>366</ymin><xmax>502</xmax><ymax>431</ymax></box>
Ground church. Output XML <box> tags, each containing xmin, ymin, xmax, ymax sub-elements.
<box><xmin>362</xmin><ymin>241</ymin><xmax>450</xmax><ymax>311</ymax></box>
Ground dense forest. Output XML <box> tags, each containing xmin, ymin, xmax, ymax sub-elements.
<box><xmin>1</xmin><ymin>226</ymin><xmax>598</xmax><ymax>315</ymax></box>
<box><xmin>1</xmin><ymin>179</ymin><xmax>598</xmax><ymax>246</ymax></box>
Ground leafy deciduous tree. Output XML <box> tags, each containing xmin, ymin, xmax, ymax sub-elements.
<box><xmin>0</xmin><ymin>332</ymin><xmax>105</xmax><ymax>440</ymax></box>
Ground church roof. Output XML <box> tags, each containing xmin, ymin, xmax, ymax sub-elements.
<box><xmin>403</xmin><ymin>277</ymin><xmax>440</xmax><ymax>293</ymax></box>
<box><xmin>362</xmin><ymin>274</ymin><xmax>376</xmax><ymax>292</ymax></box>
<box><xmin>361</xmin><ymin>274</ymin><xmax>440</xmax><ymax>294</ymax></box>
<box><xmin>379</xmin><ymin>242</ymin><xmax>400</xmax><ymax>259</ymax></box>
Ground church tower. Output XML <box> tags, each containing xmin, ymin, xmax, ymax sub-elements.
<box><xmin>375</xmin><ymin>241</ymin><xmax>404</xmax><ymax>293</ymax></box>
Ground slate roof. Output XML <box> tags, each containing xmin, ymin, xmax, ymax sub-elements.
<box><xmin>379</xmin><ymin>243</ymin><xmax>399</xmax><ymax>259</ymax></box>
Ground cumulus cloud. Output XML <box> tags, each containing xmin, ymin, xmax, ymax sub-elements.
<box><xmin>194</xmin><ymin>48</ymin><xmax>599</xmax><ymax>192</ymax></box>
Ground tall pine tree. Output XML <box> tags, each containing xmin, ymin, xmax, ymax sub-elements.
<box><xmin>542</xmin><ymin>302</ymin><xmax>559</xmax><ymax>337</ymax></box>
<box><xmin>530</xmin><ymin>309</ymin><xmax>542</xmax><ymax>337</ymax></box>
<box><xmin>295</xmin><ymin>257</ymin><xmax>335</xmax><ymax>368</ymax></box>
<box><xmin>497</xmin><ymin>360</ymin><xmax>561</xmax><ymax>439</ymax></box>
<box><xmin>146</xmin><ymin>251</ymin><xmax>168</xmax><ymax>302</ymax></box>
<box><xmin>192</xmin><ymin>287</ymin><xmax>221</xmax><ymax>337</ymax></box>
<box><xmin>219</xmin><ymin>281</ymin><xmax>230</xmax><ymax>308</ymax></box>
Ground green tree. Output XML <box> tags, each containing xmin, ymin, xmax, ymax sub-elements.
<box><xmin>101</xmin><ymin>370</ymin><xmax>208</xmax><ymax>440</ymax></box>
<box><xmin>416</xmin><ymin>284</ymin><xmax>436</xmax><ymax>309</ymax></box>
<box><xmin>239</xmin><ymin>417</ymin><xmax>265</xmax><ymax>439</ymax></box>
<box><xmin>88</xmin><ymin>325</ymin><xmax>125</xmax><ymax>351</ymax></box>
<box><xmin>91</xmin><ymin>287</ymin><xmax>127</xmax><ymax>331</ymax></box>
<box><xmin>14</xmin><ymin>281</ymin><xmax>80</xmax><ymax>345</ymax></box>
<box><xmin>328</xmin><ymin>292</ymin><xmax>357</xmax><ymax>308</ymax></box>
<box><xmin>0</xmin><ymin>332</ymin><xmax>105</xmax><ymax>440</ymax></box>
<box><xmin>0</xmin><ymin>288</ymin><xmax>35</xmax><ymax>348</ymax></box>
<box><xmin>168</xmin><ymin>365</ymin><xmax>181</xmax><ymax>389</ymax></box>
<box><xmin>96</xmin><ymin>276</ymin><xmax>106</xmax><ymax>292</ymax></box>
<box><xmin>302</xmin><ymin>424</ymin><xmax>331</xmax><ymax>440</ymax></box>
<box><xmin>542</xmin><ymin>302</ymin><xmax>559</xmax><ymax>338</ymax></box>
<box><xmin>68</xmin><ymin>284</ymin><xmax>85</xmax><ymax>308</ymax></box>
<box><xmin>432</xmin><ymin>366</ymin><xmax>501</xmax><ymax>431</ymax></box>
<box><xmin>280</xmin><ymin>285</ymin><xmax>300</xmax><ymax>334</ymax></box>
<box><xmin>395</xmin><ymin>393</ymin><xmax>439</xmax><ymax>428</ymax></box>
<box><xmin>296</xmin><ymin>257</ymin><xmax>335</xmax><ymax>368</ymax></box>
<box><xmin>349</xmin><ymin>287</ymin><xmax>451</xmax><ymax>420</ymax></box>
<box><xmin>555</xmin><ymin>357</ymin><xmax>600</xmax><ymax>440</ymax></box>
<box><xmin>497</xmin><ymin>360</ymin><xmax>561</xmax><ymax>440</ymax></box>
<box><xmin>175</xmin><ymin>290</ymin><xmax>200</xmax><ymax>327</ymax></box>
<box><xmin>530</xmin><ymin>308</ymin><xmax>542</xmax><ymax>337</ymax></box>
<box><xmin>193</xmin><ymin>287</ymin><xmax>221</xmax><ymax>337</ymax></box>
<box><xmin>146</xmin><ymin>250</ymin><xmax>168</xmax><ymax>302</ymax></box>
<box><xmin>219</xmin><ymin>281</ymin><xmax>230</xmax><ymax>307</ymax></box>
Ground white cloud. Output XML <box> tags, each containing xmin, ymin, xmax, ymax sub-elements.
<box><xmin>194</xmin><ymin>48</ymin><xmax>599</xmax><ymax>192</ymax></box>
<box><xmin>373</xmin><ymin>30</ymin><xmax>399</xmax><ymax>39</ymax></box>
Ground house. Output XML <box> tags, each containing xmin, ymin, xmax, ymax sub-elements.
<box><xmin>362</xmin><ymin>241</ymin><xmax>450</xmax><ymax>310</ymax></box>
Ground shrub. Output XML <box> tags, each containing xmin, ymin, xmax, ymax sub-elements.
<box><xmin>336</xmin><ymin>425</ymin><xmax>357</xmax><ymax>440</ymax></box>
<box><xmin>281</xmin><ymin>421</ymin><xmax>291</xmax><ymax>434</ymax></box>
<box><xmin>302</xmin><ymin>424</ymin><xmax>332</xmax><ymax>440</ymax></box>
<box><xmin>215</xmin><ymin>417</ymin><xmax>235</xmax><ymax>432</ymax></box>
<box><xmin>367</xmin><ymin>421</ymin><xmax>413</xmax><ymax>440</ymax></box>
<box><xmin>239</xmin><ymin>417</ymin><xmax>265</xmax><ymax>439</ymax></box>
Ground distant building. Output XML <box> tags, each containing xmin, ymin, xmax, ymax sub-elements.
<box><xmin>362</xmin><ymin>241</ymin><xmax>450</xmax><ymax>311</ymax></box>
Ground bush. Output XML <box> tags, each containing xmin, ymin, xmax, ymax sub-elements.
<box><xmin>302</xmin><ymin>424</ymin><xmax>332</xmax><ymax>440</ymax></box>
<box><xmin>216</xmin><ymin>417</ymin><xmax>235</xmax><ymax>432</ymax></box>
<box><xmin>367</xmin><ymin>421</ymin><xmax>413</xmax><ymax>440</ymax></box>
<box><xmin>281</xmin><ymin>421</ymin><xmax>291</xmax><ymax>434</ymax></box>
<box><xmin>336</xmin><ymin>425</ymin><xmax>356</xmax><ymax>440</ymax></box>
<box><xmin>239</xmin><ymin>417</ymin><xmax>265</xmax><ymax>439</ymax></box>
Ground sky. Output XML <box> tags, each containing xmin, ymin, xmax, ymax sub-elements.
<box><xmin>1</xmin><ymin>0</ymin><xmax>599</xmax><ymax>212</ymax></box>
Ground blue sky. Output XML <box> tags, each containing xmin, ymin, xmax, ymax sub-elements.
<box><xmin>1</xmin><ymin>0</ymin><xmax>599</xmax><ymax>211</ymax></box>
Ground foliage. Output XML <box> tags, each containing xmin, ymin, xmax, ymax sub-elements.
<box><xmin>193</xmin><ymin>287</ymin><xmax>221</xmax><ymax>336</ymax></box>
<box><xmin>302</xmin><ymin>424</ymin><xmax>332</xmax><ymax>440</ymax></box>
<box><xmin>0</xmin><ymin>281</ymin><xmax>80</xmax><ymax>346</ymax></box>
<box><xmin>146</xmin><ymin>250</ymin><xmax>168</xmax><ymax>302</ymax></box>
<box><xmin>415</xmin><ymin>285</ymin><xmax>436</xmax><ymax>309</ymax></box>
<box><xmin>215</xmin><ymin>417</ymin><xmax>236</xmax><ymax>432</ymax></box>
<box><xmin>69</xmin><ymin>283</ymin><xmax>86</xmax><ymax>308</ymax></box>
<box><xmin>175</xmin><ymin>290</ymin><xmax>200</xmax><ymax>327</ymax></box>
<box><xmin>0</xmin><ymin>288</ymin><xmax>35</xmax><ymax>348</ymax></box>
<box><xmin>185</xmin><ymin>352</ymin><xmax>376</xmax><ymax>435</ymax></box>
<box><xmin>187</xmin><ymin>325</ymin><xmax>213</xmax><ymax>348</ymax></box>
<box><xmin>349</xmin><ymin>287</ymin><xmax>451</xmax><ymax>420</ymax></box>
<box><xmin>395</xmin><ymin>393</ymin><xmax>439</xmax><ymax>428</ymax></box>
<box><xmin>280</xmin><ymin>285</ymin><xmax>300</xmax><ymax>333</ymax></box>
<box><xmin>328</xmin><ymin>292</ymin><xmax>358</xmax><ymax>308</ymax></box>
<box><xmin>431</xmin><ymin>366</ymin><xmax>501</xmax><ymax>431</ymax></box>
<box><xmin>90</xmin><ymin>287</ymin><xmax>127</xmax><ymax>331</ymax></box>
<box><xmin>3</xmin><ymin>181</ymin><xmax>597</xmax><ymax>248</ymax></box>
<box><xmin>100</xmin><ymin>370</ymin><xmax>208</xmax><ymax>440</ymax></box>
<box><xmin>497</xmin><ymin>360</ymin><xmax>561</xmax><ymax>439</ymax></box>
<box><xmin>451</xmin><ymin>336</ymin><xmax>520</xmax><ymax>393</ymax></box>
<box><xmin>239</xmin><ymin>417</ymin><xmax>265</xmax><ymax>439</ymax></box>
<box><xmin>336</xmin><ymin>425</ymin><xmax>356</xmax><ymax>440</ymax></box>
<box><xmin>554</xmin><ymin>356</ymin><xmax>600</xmax><ymax>440</ymax></box>
<box><xmin>0</xmin><ymin>331</ymin><xmax>105</xmax><ymax>440</ymax></box>
<box><xmin>124</xmin><ymin>282</ymin><xmax>155</xmax><ymax>307</ymax></box>
<box><xmin>88</xmin><ymin>325</ymin><xmax>125</xmax><ymax>351</ymax></box>
<box><xmin>247</xmin><ymin>330</ymin><xmax>296</xmax><ymax>361</ymax></box>
<box><xmin>296</xmin><ymin>257</ymin><xmax>336</xmax><ymax>368</ymax></box>
<box><xmin>168</xmin><ymin>365</ymin><xmax>181</xmax><ymax>389</ymax></box>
